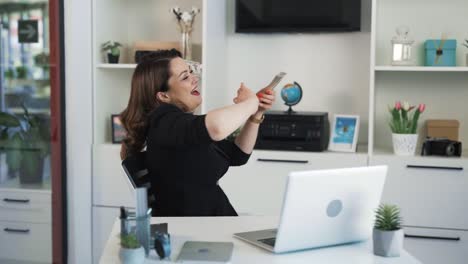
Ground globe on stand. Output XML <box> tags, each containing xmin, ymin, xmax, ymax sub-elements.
<box><xmin>280</xmin><ymin>82</ymin><xmax>303</xmax><ymax>114</ymax></box>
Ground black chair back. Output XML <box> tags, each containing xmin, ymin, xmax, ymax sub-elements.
<box><xmin>121</xmin><ymin>151</ymin><xmax>155</xmax><ymax>209</ymax></box>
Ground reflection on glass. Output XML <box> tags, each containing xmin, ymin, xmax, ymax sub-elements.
<box><xmin>0</xmin><ymin>1</ymin><xmax>51</xmax><ymax>189</ymax></box>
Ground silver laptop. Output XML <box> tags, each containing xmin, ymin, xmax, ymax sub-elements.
<box><xmin>233</xmin><ymin>166</ymin><xmax>387</xmax><ymax>253</ymax></box>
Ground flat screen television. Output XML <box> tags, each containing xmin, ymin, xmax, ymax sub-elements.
<box><xmin>236</xmin><ymin>0</ymin><xmax>361</xmax><ymax>33</ymax></box>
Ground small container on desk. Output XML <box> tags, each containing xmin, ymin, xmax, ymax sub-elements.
<box><xmin>120</xmin><ymin>208</ymin><xmax>152</xmax><ymax>256</ymax></box>
<box><xmin>425</xmin><ymin>39</ymin><xmax>457</xmax><ymax>66</ymax></box>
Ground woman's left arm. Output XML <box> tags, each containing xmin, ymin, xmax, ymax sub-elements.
<box><xmin>234</xmin><ymin>88</ymin><xmax>275</xmax><ymax>154</ymax></box>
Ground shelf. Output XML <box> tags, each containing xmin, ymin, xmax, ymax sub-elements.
<box><xmin>374</xmin><ymin>66</ymin><xmax>468</xmax><ymax>72</ymax></box>
<box><xmin>8</xmin><ymin>107</ymin><xmax>50</xmax><ymax>115</ymax></box>
<box><xmin>96</xmin><ymin>64</ymin><xmax>136</xmax><ymax>69</ymax></box>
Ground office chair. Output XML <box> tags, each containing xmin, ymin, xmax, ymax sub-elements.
<box><xmin>121</xmin><ymin>151</ymin><xmax>156</xmax><ymax>212</ymax></box>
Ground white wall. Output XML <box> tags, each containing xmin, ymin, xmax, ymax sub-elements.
<box><xmin>221</xmin><ymin>0</ymin><xmax>372</xmax><ymax>143</ymax></box>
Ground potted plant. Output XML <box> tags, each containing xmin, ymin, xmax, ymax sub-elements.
<box><xmin>101</xmin><ymin>41</ymin><xmax>122</xmax><ymax>64</ymax></box>
<box><xmin>373</xmin><ymin>204</ymin><xmax>404</xmax><ymax>257</ymax></box>
<box><xmin>0</xmin><ymin>104</ymin><xmax>50</xmax><ymax>184</ymax></box>
<box><xmin>4</xmin><ymin>68</ymin><xmax>15</xmax><ymax>79</ymax></box>
<box><xmin>389</xmin><ymin>101</ymin><xmax>425</xmax><ymax>155</ymax></box>
<box><xmin>15</xmin><ymin>66</ymin><xmax>28</xmax><ymax>79</ymax></box>
<box><xmin>34</xmin><ymin>52</ymin><xmax>50</xmax><ymax>78</ymax></box>
<box><xmin>119</xmin><ymin>233</ymin><xmax>145</xmax><ymax>264</ymax></box>
<box><xmin>463</xmin><ymin>39</ymin><xmax>468</xmax><ymax>66</ymax></box>
<box><xmin>4</xmin><ymin>68</ymin><xmax>15</xmax><ymax>87</ymax></box>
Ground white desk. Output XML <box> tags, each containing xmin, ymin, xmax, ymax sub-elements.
<box><xmin>100</xmin><ymin>216</ymin><xmax>421</xmax><ymax>264</ymax></box>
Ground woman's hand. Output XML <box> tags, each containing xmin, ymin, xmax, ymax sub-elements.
<box><xmin>233</xmin><ymin>82</ymin><xmax>258</xmax><ymax>105</ymax></box>
<box><xmin>256</xmin><ymin>87</ymin><xmax>276</xmax><ymax>113</ymax></box>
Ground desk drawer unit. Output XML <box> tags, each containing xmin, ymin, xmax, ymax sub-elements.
<box><xmin>0</xmin><ymin>190</ymin><xmax>51</xmax><ymax>223</ymax></box>
<box><xmin>0</xmin><ymin>221</ymin><xmax>51</xmax><ymax>262</ymax></box>
<box><xmin>220</xmin><ymin>150</ymin><xmax>367</xmax><ymax>216</ymax></box>
<box><xmin>370</xmin><ymin>155</ymin><xmax>468</xmax><ymax>230</ymax></box>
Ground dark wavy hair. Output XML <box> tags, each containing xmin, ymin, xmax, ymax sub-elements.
<box><xmin>120</xmin><ymin>49</ymin><xmax>182</xmax><ymax>159</ymax></box>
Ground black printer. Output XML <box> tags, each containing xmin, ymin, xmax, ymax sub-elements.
<box><xmin>254</xmin><ymin>111</ymin><xmax>329</xmax><ymax>152</ymax></box>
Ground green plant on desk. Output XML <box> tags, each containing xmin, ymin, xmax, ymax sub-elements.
<box><xmin>119</xmin><ymin>232</ymin><xmax>145</xmax><ymax>264</ymax></box>
<box><xmin>121</xmin><ymin>233</ymin><xmax>141</xmax><ymax>249</ymax></box>
<box><xmin>373</xmin><ymin>204</ymin><xmax>404</xmax><ymax>257</ymax></box>
<box><xmin>374</xmin><ymin>204</ymin><xmax>402</xmax><ymax>231</ymax></box>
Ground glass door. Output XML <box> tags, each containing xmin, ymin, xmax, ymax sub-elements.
<box><xmin>0</xmin><ymin>0</ymin><xmax>65</xmax><ymax>263</ymax></box>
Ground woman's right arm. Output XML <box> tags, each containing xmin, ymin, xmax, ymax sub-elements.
<box><xmin>205</xmin><ymin>84</ymin><xmax>258</xmax><ymax>141</ymax></box>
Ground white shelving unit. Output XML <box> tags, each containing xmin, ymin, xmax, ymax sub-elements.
<box><xmin>369</xmin><ymin>0</ymin><xmax>468</xmax><ymax>156</ymax></box>
<box><xmin>92</xmin><ymin>0</ymin><xmax>227</xmax><ymax>145</ymax></box>
<box><xmin>96</xmin><ymin>64</ymin><xmax>136</xmax><ymax>69</ymax></box>
<box><xmin>369</xmin><ymin>2</ymin><xmax>468</xmax><ymax>262</ymax></box>
<box><xmin>374</xmin><ymin>66</ymin><xmax>468</xmax><ymax>72</ymax></box>
<box><xmin>90</xmin><ymin>0</ymin><xmax>227</xmax><ymax>263</ymax></box>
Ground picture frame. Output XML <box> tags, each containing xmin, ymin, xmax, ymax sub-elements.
<box><xmin>328</xmin><ymin>114</ymin><xmax>360</xmax><ymax>152</ymax></box>
<box><xmin>111</xmin><ymin>114</ymin><xmax>126</xmax><ymax>144</ymax></box>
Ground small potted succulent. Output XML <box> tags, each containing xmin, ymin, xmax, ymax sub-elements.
<box><xmin>101</xmin><ymin>41</ymin><xmax>122</xmax><ymax>64</ymax></box>
<box><xmin>463</xmin><ymin>39</ymin><xmax>468</xmax><ymax>66</ymax></box>
<box><xmin>119</xmin><ymin>233</ymin><xmax>145</xmax><ymax>264</ymax></box>
<box><xmin>373</xmin><ymin>204</ymin><xmax>404</xmax><ymax>257</ymax></box>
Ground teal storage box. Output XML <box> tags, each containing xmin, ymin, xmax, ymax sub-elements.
<box><xmin>425</xmin><ymin>39</ymin><xmax>457</xmax><ymax>66</ymax></box>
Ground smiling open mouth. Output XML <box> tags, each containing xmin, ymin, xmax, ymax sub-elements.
<box><xmin>191</xmin><ymin>86</ymin><xmax>200</xmax><ymax>96</ymax></box>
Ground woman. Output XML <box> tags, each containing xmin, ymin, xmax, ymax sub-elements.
<box><xmin>120</xmin><ymin>49</ymin><xmax>275</xmax><ymax>216</ymax></box>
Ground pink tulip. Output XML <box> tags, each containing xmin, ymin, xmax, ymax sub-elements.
<box><xmin>395</xmin><ymin>101</ymin><xmax>401</xmax><ymax>110</ymax></box>
<box><xmin>418</xmin><ymin>103</ymin><xmax>426</xmax><ymax>113</ymax></box>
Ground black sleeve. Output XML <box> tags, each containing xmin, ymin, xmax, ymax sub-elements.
<box><xmin>214</xmin><ymin>140</ymin><xmax>251</xmax><ymax>166</ymax></box>
<box><xmin>149</xmin><ymin>104</ymin><xmax>213</xmax><ymax>146</ymax></box>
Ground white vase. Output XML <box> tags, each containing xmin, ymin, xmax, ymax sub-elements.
<box><xmin>119</xmin><ymin>246</ymin><xmax>145</xmax><ymax>264</ymax></box>
<box><xmin>373</xmin><ymin>229</ymin><xmax>404</xmax><ymax>257</ymax></box>
<box><xmin>392</xmin><ymin>133</ymin><xmax>418</xmax><ymax>156</ymax></box>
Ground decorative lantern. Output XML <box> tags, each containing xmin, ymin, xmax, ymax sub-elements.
<box><xmin>391</xmin><ymin>26</ymin><xmax>415</xmax><ymax>66</ymax></box>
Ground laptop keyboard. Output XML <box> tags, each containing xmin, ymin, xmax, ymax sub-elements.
<box><xmin>258</xmin><ymin>237</ymin><xmax>276</xmax><ymax>247</ymax></box>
